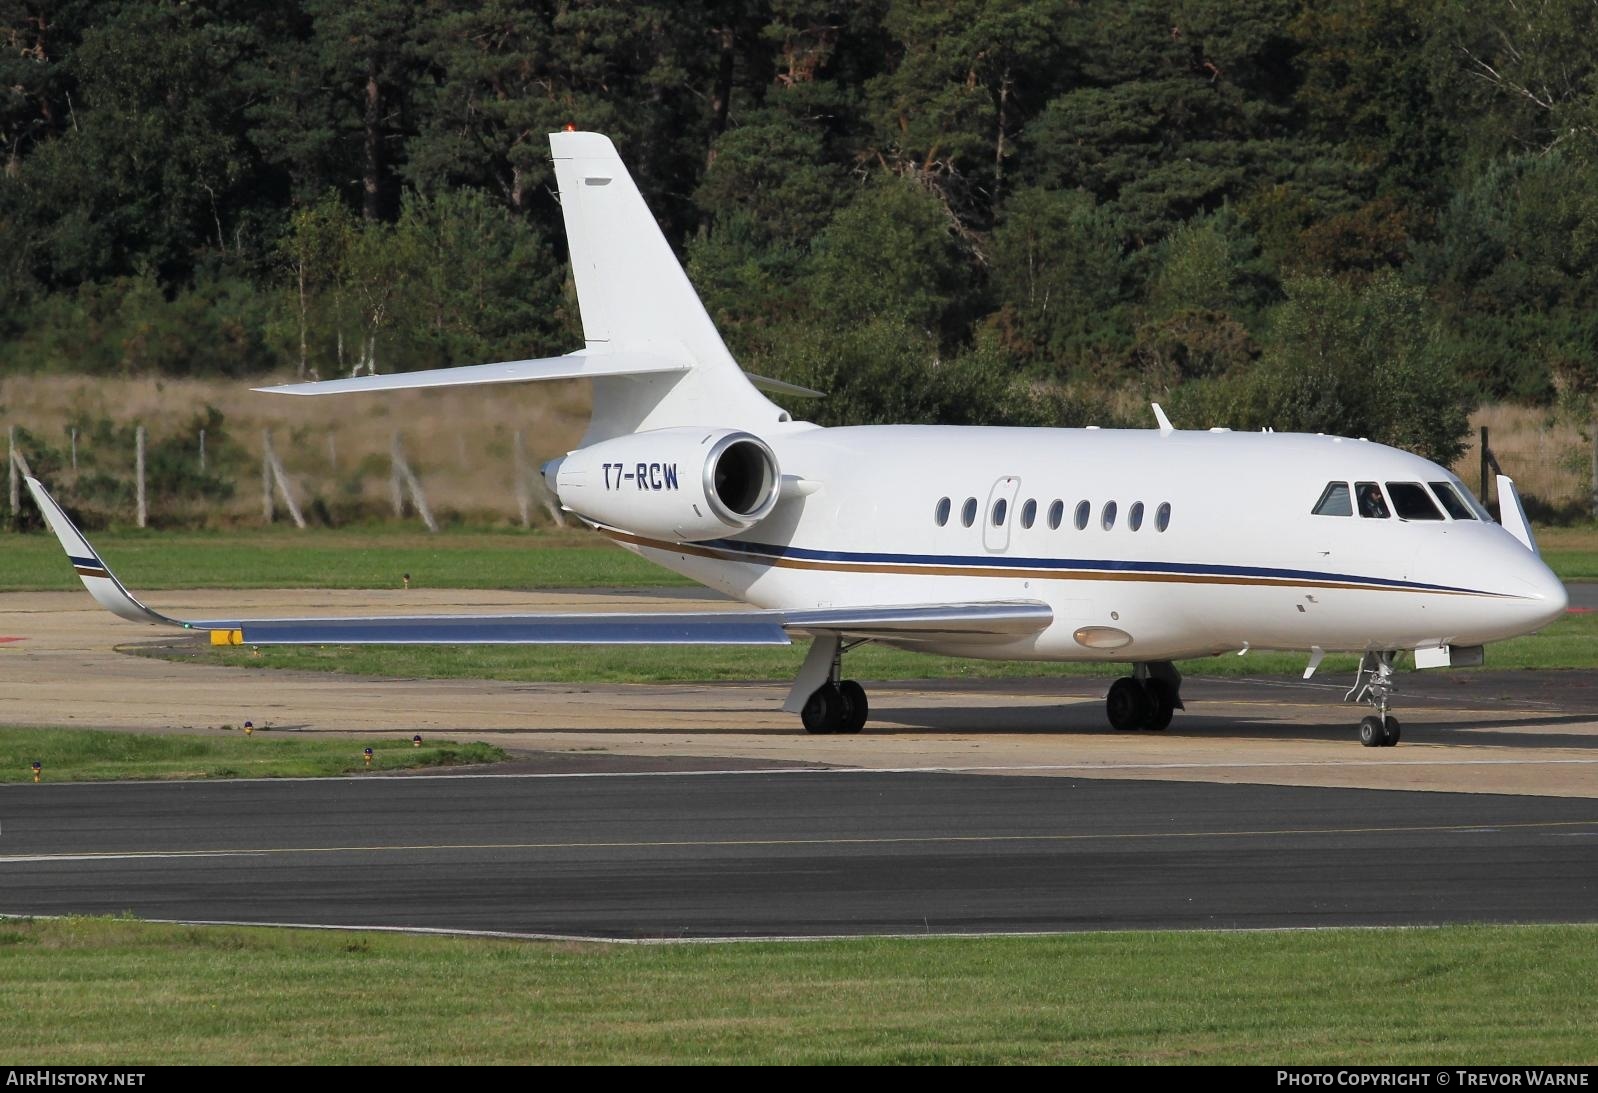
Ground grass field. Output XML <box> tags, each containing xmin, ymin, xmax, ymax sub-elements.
<box><xmin>0</xmin><ymin>526</ymin><xmax>692</xmax><ymax>591</ymax></box>
<box><xmin>0</xmin><ymin>727</ymin><xmax>505</xmax><ymax>782</ymax></box>
<box><xmin>1</xmin><ymin>917</ymin><xmax>1593</xmax><ymax>1064</ymax></box>
<box><xmin>176</xmin><ymin>606</ymin><xmax>1598</xmax><ymax>683</ymax></box>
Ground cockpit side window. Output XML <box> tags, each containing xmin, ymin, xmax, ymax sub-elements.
<box><xmin>1312</xmin><ymin>482</ymin><xmax>1352</xmax><ymax>516</ymax></box>
<box><xmin>1387</xmin><ymin>482</ymin><xmax>1443</xmax><ymax>520</ymax></box>
<box><xmin>1429</xmin><ymin>482</ymin><xmax>1476</xmax><ymax>520</ymax></box>
<box><xmin>1356</xmin><ymin>482</ymin><xmax>1390</xmax><ymax>519</ymax></box>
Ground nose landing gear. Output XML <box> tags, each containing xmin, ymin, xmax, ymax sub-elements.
<box><xmin>1348</xmin><ymin>651</ymin><xmax>1401</xmax><ymax>747</ymax></box>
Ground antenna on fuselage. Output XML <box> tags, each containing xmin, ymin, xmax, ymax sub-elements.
<box><xmin>1151</xmin><ymin>403</ymin><xmax>1174</xmax><ymax>436</ymax></box>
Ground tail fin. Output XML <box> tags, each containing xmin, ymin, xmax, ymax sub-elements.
<box><xmin>550</xmin><ymin>131</ymin><xmax>786</xmax><ymax>442</ymax></box>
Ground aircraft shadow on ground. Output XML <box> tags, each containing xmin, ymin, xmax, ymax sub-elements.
<box><xmin>861</xmin><ymin>706</ymin><xmax>1598</xmax><ymax>749</ymax></box>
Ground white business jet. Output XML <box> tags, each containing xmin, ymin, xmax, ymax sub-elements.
<box><xmin>26</xmin><ymin>130</ymin><xmax>1568</xmax><ymax>747</ymax></box>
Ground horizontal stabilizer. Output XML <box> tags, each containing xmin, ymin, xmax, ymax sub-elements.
<box><xmin>254</xmin><ymin>351</ymin><xmax>686</xmax><ymax>397</ymax></box>
<box><xmin>746</xmin><ymin>373</ymin><xmax>824</xmax><ymax>399</ymax></box>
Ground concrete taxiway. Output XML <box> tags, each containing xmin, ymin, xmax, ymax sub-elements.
<box><xmin>3</xmin><ymin>588</ymin><xmax>1598</xmax><ymax>797</ymax></box>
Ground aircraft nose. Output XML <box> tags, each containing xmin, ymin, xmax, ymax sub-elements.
<box><xmin>1508</xmin><ymin>554</ymin><xmax>1568</xmax><ymax>630</ymax></box>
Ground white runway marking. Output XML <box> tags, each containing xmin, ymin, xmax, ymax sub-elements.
<box><xmin>3</xmin><ymin>818</ymin><xmax>1595</xmax><ymax>865</ymax></box>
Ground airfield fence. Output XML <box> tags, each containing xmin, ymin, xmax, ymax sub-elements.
<box><xmin>3</xmin><ymin>413</ymin><xmax>1594</xmax><ymax>530</ymax></box>
<box><xmin>5</xmin><ymin>419</ymin><xmax>565</xmax><ymax>532</ymax></box>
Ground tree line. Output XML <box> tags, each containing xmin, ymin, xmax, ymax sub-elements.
<box><xmin>5</xmin><ymin>0</ymin><xmax>1598</xmax><ymax>463</ymax></box>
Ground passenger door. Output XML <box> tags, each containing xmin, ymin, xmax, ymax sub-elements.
<box><xmin>983</xmin><ymin>476</ymin><xmax>1021</xmax><ymax>553</ymax></box>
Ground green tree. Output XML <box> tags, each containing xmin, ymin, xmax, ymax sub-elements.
<box><xmin>806</xmin><ymin>175</ymin><xmax>972</xmax><ymax>338</ymax></box>
<box><xmin>1146</xmin><ymin>206</ymin><xmax>1275</xmax><ymax>321</ymax></box>
<box><xmin>985</xmin><ymin>186</ymin><xmax>1130</xmax><ymax>373</ymax></box>
<box><xmin>1242</xmin><ymin>273</ymin><xmax>1470</xmax><ymax>463</ymax></box>
<box><xmin>747</xmin><ymin>317</ymin><xmax>1050</xmax><ymax>427</ymax></box>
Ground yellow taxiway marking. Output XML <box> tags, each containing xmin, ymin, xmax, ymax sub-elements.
<box><xmin>5</xmin><ymin>818</ymin><xmax>1597</xmax><ymax>865</ymax></box>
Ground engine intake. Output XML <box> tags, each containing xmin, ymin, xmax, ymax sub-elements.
<box><xmin>550</xmin><ymin>427</ymin><xmax>781</xmax><ymax>541</ymax></box>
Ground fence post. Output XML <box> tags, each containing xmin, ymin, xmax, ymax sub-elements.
<box><xmin>70</xmin><ymin>427</ymin><xmax>77</xmax><ymax>471</ymax></box>
<box><xmin>7</xmin><ymin>425</ymin><xmax>16</xmax><ymax>519</ymax></box>
<box><xmin>135</xmin><ymin>424</ymin><xmax>147</xmax><ymax>529</ymax></box>
<box><xmin>390</xmin><ymin>432</ymin><xmax>438</xmax><ymax>533</ymax></box>
<box><xmin>1591</xmin><ymin>421</ymin><xmax>1597</xmax><ymax>522</ymax></box>
<box><xmin>389</xmin><ymin>433</ymin><xmax>405</xmax><ymax>518</ymax></box>
<box><xmin>261</xmin><ymin>430</ymin><xmax>306</xmax><ymax>529</ymax></box>
<box><xmin>198</xmin><ymin>428</ymin><xmax>206</xmax><ymax>472</ymax></box>
<box><xmin>1479</xmin><ymin>425</ymin><xmax>1490</xmax><ymax>508</ymax></box>
<box><xmin>514</xmin><ymin>430</ymin><xmax>530</xmax><ymax>529</ymax></box>
<box><xmin>261</xmin><ymin>429</ymin><xmax>275</xmax><ymax>522</ymax></box>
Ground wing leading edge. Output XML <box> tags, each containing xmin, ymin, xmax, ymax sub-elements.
<box><xmin>24</xmin><ymin>477</ymin><xmax>1051</xmax><ymax>647</ymax></box>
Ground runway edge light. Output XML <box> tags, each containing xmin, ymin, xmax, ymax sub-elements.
<box><xmin>31</xmin><ymin>761</ymin><xmax>40</xmax><ymax>784</ymax></box>
<box><xmin>364</xmin><ymin>746</ymin><xmax>373</xmax><ymax>769</ymax></box>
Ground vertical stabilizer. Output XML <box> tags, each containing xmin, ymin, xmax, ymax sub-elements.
<box><xmin>550</xmin><ymin>131</ymin><xmax>783</xmax><ymax>442</ymax></box>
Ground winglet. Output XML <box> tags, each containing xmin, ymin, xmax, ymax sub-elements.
<box><xmin>22</xmin><ymin>477</ymin><xmax>198</xmax><ymax>629</ymax></box>
<box><xmin>1152</xmin><ymin>403</ymin><xmax>1174</xmax><ymax>436</ymax></box>
<box><xmin>1496</xmin><ymin>474</ymin><xmax>1539</xmax><ymax>554</ymax></box>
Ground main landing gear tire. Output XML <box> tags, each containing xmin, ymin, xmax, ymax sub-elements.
<box><xmin>802</xmin><ymin>680</ymin><xmax>869</xmax><ymax>734</ymax></box>
<box><xmin>1144</xmin><ymin>679</ymin><xmax>1176</xmax><ymax>732</ymax></box>
<box><xmin>836</xmin><ymin>679</ymin><xmax>868</xmax><ymax>734</ymax></box>
<box><xmin>1106</xmin><ymin>678</ymin><xmax>1150</xmax><ymax>731</ymax></box>
<box><xmin>1359</xmin><ymin>715</ymin><xmax>1401</xmax><ymax>748</ymax></box>
<box><xmin>1107</xmin><ymin>676</ymin><xmax>1177</xmax><ymax>731</ymax></box>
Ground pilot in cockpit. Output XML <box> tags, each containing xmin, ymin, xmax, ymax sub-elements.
<box><xmin>1358</xmin><ymin>483</ymin><xmax>1390</xmax><ymax>519</ymax></box>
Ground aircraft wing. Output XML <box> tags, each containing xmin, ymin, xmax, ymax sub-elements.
<box><xmin>24</xmin><ymin>477</ymin><xmax>1050</xmax><ymax>647</ymax></box>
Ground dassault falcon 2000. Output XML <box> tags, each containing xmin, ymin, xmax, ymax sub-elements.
<box><xmin>27</xmin><ymin>130</ymin><xmax>1567</xmax><ymax>747</ymax></box>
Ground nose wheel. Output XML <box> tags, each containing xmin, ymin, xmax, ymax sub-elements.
<box><xmin>1358</xmin><ymin>714</ymin><xmax>1401</xmax><ymax>748</ymax></box>
<box><xmin>1348</xmin><ymin>651</ymin><xmax>1402</xmax><ymax>746</ymax></box>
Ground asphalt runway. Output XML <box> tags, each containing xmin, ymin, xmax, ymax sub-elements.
<box><xmin>3</xmin><ymin>771</ymin><xmax>1596</xmax><ymax>939</ymax></box>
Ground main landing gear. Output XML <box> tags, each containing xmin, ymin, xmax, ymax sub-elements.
<box><xmin>1105</xmin><ymin>662</ymin><xmax>1184</xmax><ymax>732</ymax></box>
<box><xmin>1347</xmin><ymin>650</ymin><xmax>1401</xmax><ymax>747</ymax></box>
<box><xmin>788</xmin><ymin>634</ymin><xmax>871</xmax><ymax>734</ymax></box>
<box><xmin>801</xmin><ymin>677</ymin><xmax>868</xmax><ymax>734</ymax></box>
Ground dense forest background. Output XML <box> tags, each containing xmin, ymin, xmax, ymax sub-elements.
<box><xmin>4</xmin><ymin>0</ymin><xmax>1598</xmax><ymax>464</ymax></box>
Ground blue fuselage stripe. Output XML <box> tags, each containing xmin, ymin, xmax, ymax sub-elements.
<box><xmin>694</xmin><ymin>537</ymin><xmax>1490</xmax><ymax>597</ymax></box>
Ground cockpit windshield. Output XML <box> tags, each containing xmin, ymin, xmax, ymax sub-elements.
<box><xmin>1428</xmin><ymin>481</ymin><xmax>1477</xmax><ymax>520</ymax></box>
<box><xmin>1386</xmin><ymin>482</ymin><xmax>1443</xmax><ymax>520</ymax></box>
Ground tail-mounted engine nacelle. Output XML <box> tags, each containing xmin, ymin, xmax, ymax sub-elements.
<box><xmin>549</xmin><ymin>427</ymin><xmax>781</xmax><ymax>542</ymax></box>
